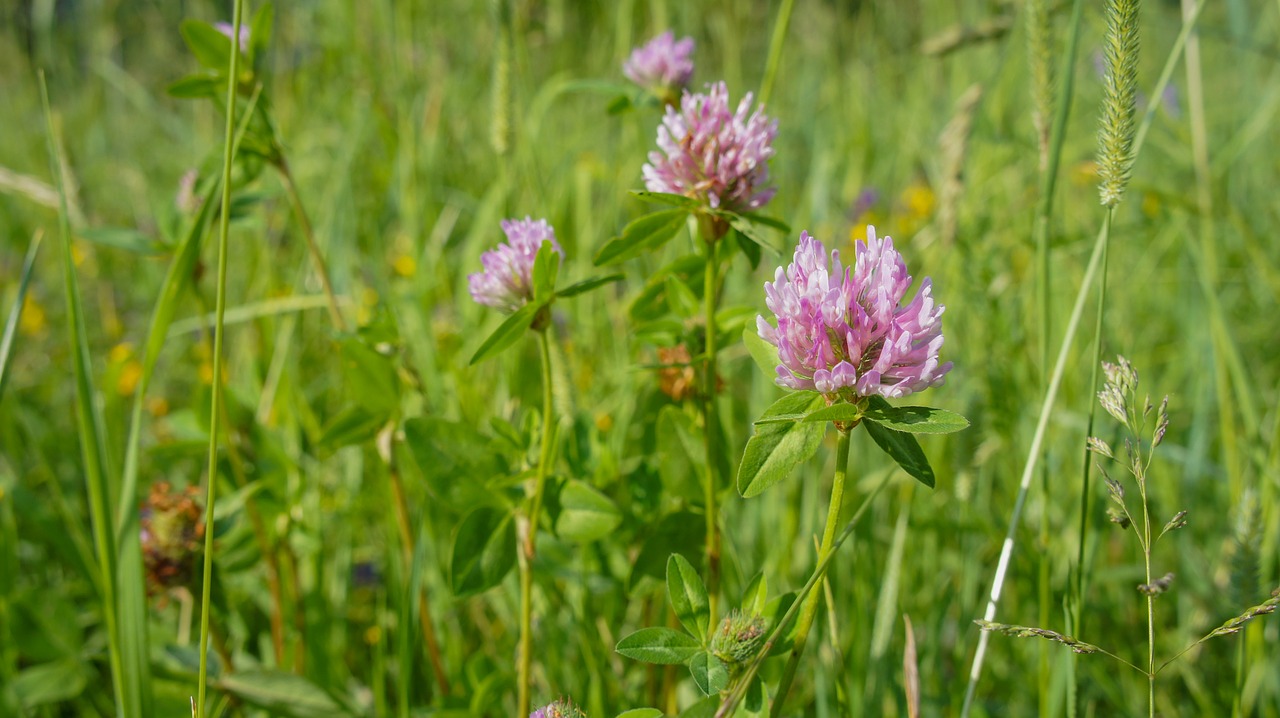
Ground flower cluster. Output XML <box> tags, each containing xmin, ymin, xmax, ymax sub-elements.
<box><xmin>758</xmin><ymin>227</ymin><xmax>951</xmax><ymax>400</ymax></box>
<box><xmin>710</xmin><ymin>609</ymin><xmax>768</xmax><ymax>664</ymax></box>
<box><xmin>468</xmin><ymin>217</ymin><xmax>562</xmax><ymax>314</ymax></box>
<box><xmin>623</xmin><ymin>31</ymin><xmax>695</xmax><ymax>100</ymax></box>
<box><xmin>642</xmin><ymin>81</ymin><xmax>777</xmax><ymax>213</ymax></box>
<box><xmin>530</xmin><ymin>698</ymin><xmax>586</xmax><ymax>718</ymax></box>
<box><xmin>140</xmin><ymin>481</ymin><xmax>205</xmax><ymax>599</ymax></box>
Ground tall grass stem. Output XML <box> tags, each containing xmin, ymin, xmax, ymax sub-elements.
<box><xmin>196</xmin><ymin>0</ymin><xmax>244</xmax><ymax>712</ymax></box>
<box><xmin>278</xmin><ymin>162</ymin><xmax>347</xmax><ymax>332</ymax></box>
<box><xmin>758</xmin><ymin>0</ymin><xmax>796</xmax><ymax>108</ymax></box>
<box><xmin>41</xmin><ymin>70</ymin><xmax>137</xmax><ymax>717</ymax></box>
<box><xmin>961</xmin><ymin>4</ymin><xmax>1205</xmax><ymax>711</ymax></box>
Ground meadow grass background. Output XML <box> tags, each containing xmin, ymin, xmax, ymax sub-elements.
<box><xmin>1</xmin><ymin>0</ymin><xmax>1279</xmax><ymax>715</ymax></box>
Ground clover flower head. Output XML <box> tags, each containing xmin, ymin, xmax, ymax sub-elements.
<box><xmin>758</xmin><ymin>227</ymin><xmax>952</xmax><ymax>400</ymax></box>
<box><xmin>642</xmin><ymin>81</ymin><xmax>777</xmax><ymax>213</ymax></box>
<box><xmin>623</xmin><ymin>31</ymin><xmax>695</xmax><ymax>97</ymax></box>
<box><xmin>468</xmin><ymin>217</ymin><xmax>562</xmax><ymax>314</ymax></box>
<box><xmin>530</xmin><ymin>698</ymin><xmax>586</xmax><ymax>718</ymax></box>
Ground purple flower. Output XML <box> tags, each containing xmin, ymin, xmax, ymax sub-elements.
<box><xmin>530</xmin><ymin>699</ymin><xmax>586</xmax><ymax>718</ymax></box>
<box><xmin>215</xmin><ymin>22</ymin><xmax>250</xmax><ymax>52</ymax></box>
<box><xmin>758</xmin><ymin>227</ymin><xmax>952</xmax><ymax>400</ymax></box>
<box><xmin>468</xmin><ymin>217</ymin><xmax>562</xmax><ymax>314</ymax></box>
<box><xmin>642</xmin><ymin>81</ymin><xmax>778</xmax><ymax>213</ymax></box>
<box><xmin>623</xmin><ymin>31</ymin><xmax>695</xmax><ymax>97</ymax></box>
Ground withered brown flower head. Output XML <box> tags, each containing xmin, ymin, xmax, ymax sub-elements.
<box><xmin>140</xmin><ymin>481</ymin><xmax>205</xmax><ymax>600</ymax></box>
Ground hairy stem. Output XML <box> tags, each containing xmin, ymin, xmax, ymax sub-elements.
<box><xmin>702</xmin><ymin>237</ymin><xmax>722</xmax><ymax>622</ymax></box>
<box><xmin>518</xmin><ymin>329</ymin><xmax>557</xmax><ymax>716</ymax></box>
<box><xmin>770</xmin><ymin>427</ymin><xmax>852</xmax><ymax>716</ymax></box>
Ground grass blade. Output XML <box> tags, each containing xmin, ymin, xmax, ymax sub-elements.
<box><xmin>40</xmin><ymin>71</ymin><xmax>145</xmax><ymax>716</ymax></box>
<box><xmin>197</xmin><ymin>1</ymin><xmax>246</xmax><ymax>713</ymax></box>
<box><xmin>0</xmin><ymin>231</ymin><xmax>42</xmax><ymax>405</ymax></box>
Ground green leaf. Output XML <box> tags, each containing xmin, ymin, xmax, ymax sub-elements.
<box><xmin>802</xmin><ymin>402</ymin><xmax>865</xmax><ymax>423</ymax></box>
<box><xmin>740</xmin><ymin>571</ymin><xmax>768</xmax><ymax>617</ymax></box>
<box><xmin>734</xmin><ymin>229</ymin><xmax>762</xmax><ymax>269</ymax></box>
<box><xmin>741</xmin><ymin>675</ymin><xmax>768</xmax><ymax>716</ymax></box>
<box><xmin>180</xmin><ymin>20</ymin><xmax>233</xmax><ymax>72</ymax></box>
<box><xmin>607</xmin><ymin>94</ymin><xmax>634</xmax><ymax>114</ymax></box>
<box><xmin>403</xmin><ymin>418</ymin><xmax>507</xmax><ymax>510</ymax></box>
<box><xmin>556</xmin><ymin>273</ymin><xmax>624</xmax><ymax>298</ymax></box>
<box><xmin>737</xmin><ymin>392</ymin><xmax>826</xmax><ymax>497</ymax></box>
<box><xmin>657</xmin><ymin>407</ymin><xmax>703</xmax><ymax>501</ymax></box>
<box><xmin>667</xmin><ymin>554</ymin><xmax>711</xmax><ymax>641</ymax></box>
<box><xmin>628</xmin><ymin>254</ymin><xmax>704</xmax><ymax>322</ymax></box>
<box><xmin>743</xmin><ymin>327</ymin><xmax>779</xmax><ymax>377</ymax></box>
<box><xmin>250</xmin><ymin>2</ymin><xmax>274</xmax><ymax>60</ymax></box>
<box><xmin>688</xmin><ymin>652</ymin><xmax>729</xmax><ymax>695</ymax></box>
<box><xmin>863</xmin><ymin>404</ymin><xmax>970</xmax><ymax>434</ymax></box>
<box><xmin>555</xmin><ymin>480</ymin><xmax>622</xmax><ymax>542</ymax></box>
<box><xmin>339</xmin><ymin>337</ymin><xmax>400</xmax><ymax>413</ymax></box>
<box><xmin>9</xmin><ymin>659</ymin><xmax>89</xmax><ymax>709</ymax></box>
<box><xmin>470</xmin><ymin>302</ymin><xmax>538</xmax><ymax>365</ymax></box>
<box><xmin>863</xmin><ymin>399</ymin><xmax>936</xmax><ymax>488</ymax></box>
<box><xmin>616</xmin><ymin>627</ymin><xmax>702</xmax><ymax>665</ymax></box>
<box><xmin>616</xmin><ymin>710</ymin><xmax>664</xmax><ymax>718</ymax></box>
<box><xmin>678</xmin><ymin>697</ymin><xmax>718</xmax><ymax>718</ymax></box>
<box><xmin>451</xmin><ymin>507</ymin><xmax>517</xmax><ymax>597</ymax></box>
<box><xmin>595</xmin><ymin>208</ymin><xmax>689</xmax><ymax>266</ymax></box>
<box><xmin>217</xmin><ymin>670</ymin><xmax>350</xmax><ymax>718</ymax></box>
<box><xmin>75</xmin><ymin>227</ymin><xmax>169</xmax><ymax>255</ymax></box>
<box><xmin>737</xmin><ymin>212</ymin><xmax>790</xmax><ymax>232</ymax></box>
<box><xmin>630</xmin><ymin>511</ymin><xmax>704</xmax><ymax>590</ymax></box>
<box><xmin>664</xmin><ymin>274</ymin><xmax>700</xmax><ymax>319</ymax></box>
<box><xmin>723</xmin><ymin>212</ymin><xmax>786</xmax><ymax>254</ymax></box>
<box><xmin>317</xmin><ymin>406</ymin><xmax>389</xmax><ymax>454</ymax></box>
<box><xmin>531</xmin><ymin>240</ymin><xmax>560</xmax><ymax>303</ymax></box>
<box><xmin>166</xmin><ymin>73</ymin><xmax>223</xmax><ymax>99</ymax></box>
<box><xmin>630</xmin><ymin>190</ymin><xmax>700</xmax><ymax>208</ymax></box>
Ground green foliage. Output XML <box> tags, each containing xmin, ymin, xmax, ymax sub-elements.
<box><xmin>737</xmin><ymin>391</ymin><xmax>825</xmax><ymax>497</ymax></box>
<box><xmin>595</xmin><ymin>209</ymin><xmax>691</xmax><ymax>266</ymax></box>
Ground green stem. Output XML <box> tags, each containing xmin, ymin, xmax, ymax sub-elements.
<box><xmin>196</xmin><ymin>1</ymin><xmax>244</xmax><ymax>714</ymax></box>
<box><xmin>702</xmin><ymin>237</ymin><xmax>721</xmax><ymax>623</ymax></box>
<box><xmin>770</xmin><ymin>427</ymin><xmax>852</xmax><ymax>717</ymax></box>
<box><xmin>518</xmin><ymin>328</ymin><xmax>556</xmax><ymax>716</ymax></box>
<box><xmin>277</xmin><ymin>162</ymin><xmax>347</xmax><ymax>332</ymax></box>
<box><xmin>962</xmin><ymin>4</ymin><xmax>1206</xmax><ymax>711</ymax></box>
<box><xmin>1076</xmin><ymin>205</ymin><xmax>1112</xmax><ymax>622</ymax></box>
<box><xmin>758</xmin><ymin>0</ymin><xmax>797</xmax><ymax>108</ymax></box>
<box><xmin>1140</xmin><ymin>480</ymin><xmax>1155</xmax><ymax>718</ymax></box>
<box><xmin>1032</xmin><ymin>0</ymin><xmax>1086</xmax><ymax>711</ymax></box>
<box><xmin>385</xmin><ymin>438</ymin><xmax>450</xmax><ymax>698</ymax></box>
<box><xmin>716</xmin><ymin>467</ymin><xmax>891</xmax><ymax>718</ymax></box>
